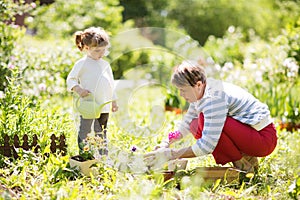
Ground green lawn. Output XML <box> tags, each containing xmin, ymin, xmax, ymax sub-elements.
<box><xmin>1</xmin><ymin>85</ymin><xmax>299</xmax><ymax>199</ymax></box>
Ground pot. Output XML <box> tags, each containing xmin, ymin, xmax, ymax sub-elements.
<box><xmin>69</xmin><ymin>155</ymin><xmax>99</xmax><ymax>176</ymax></box>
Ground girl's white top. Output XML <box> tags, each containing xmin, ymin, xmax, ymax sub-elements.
<box><xmin>178</xmin><ymin>78</ymin><xmax>273</xmax><ymax>157</ymax></box>
<box><xmin>67</xmin><ymin>56</ymin><xmax>117</xmax><ymax>113</ymax></box>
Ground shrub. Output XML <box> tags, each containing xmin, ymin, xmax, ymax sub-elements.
<box><xmin>204</xmin><ymin>25</ymin><xmax>299</xmax><ymax>124</ymax></box>
<box><xmin>0</xmin><ymin>0</ymin><xmax>32</xmax><ymax>90</ymax></box>
<box><xmin>26</xmin><ymin>0</ymin><xmax>123</xmax><ymax>38</ymax></box>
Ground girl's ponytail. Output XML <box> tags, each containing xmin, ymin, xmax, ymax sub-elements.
<box><xmin>75</xmin><ymin>31</ymin><xmax>84</xmax><ymax>51</ymax></box>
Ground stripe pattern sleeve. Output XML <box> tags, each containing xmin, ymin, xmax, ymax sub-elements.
<box><xmin>177</xmin><ymin>103</ymin><xmax>199</xmax><ymax>137</ymax></box>
<box><xmin>191</xmin><ymin>95</ymin><xmax>228</xmax><ymax>157</ymax></box>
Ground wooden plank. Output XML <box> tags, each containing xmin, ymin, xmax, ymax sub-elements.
<box><xmin>194</xmin><ymin>167</ymin><xmax>241</xmax><ymax>183</ymax></box>
<box><xmin>163</xmin><ymin>167</ymin><xmax>241</xmax><ymax>183</ymax></box>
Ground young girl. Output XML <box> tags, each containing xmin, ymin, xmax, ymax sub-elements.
<box><xmin>145</xmin><ymin>61</ymin><xmax>277</xmax><ymax>172</ymax></box>
<box><xmin>67</xmin><ymin>27</ymin><xmax>118</xmax><ymax>155</ymax></box>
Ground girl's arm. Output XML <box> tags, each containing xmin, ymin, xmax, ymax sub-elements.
<box><xmin>67</xmin><ymin>61</ymin><xmax>82</xmax><ymax>92</ymax></box>
<box><xmin>67</xmin><ymin>62</ymin><xmax>90</xmax><ymax>97</ymax></box>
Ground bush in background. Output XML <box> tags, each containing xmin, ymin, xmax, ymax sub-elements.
<box><xmin>204</xmin><ymin>24</ymin><xmax>300</xmax><ymax>124</ymax></box>
<box><xmin>26</xmin><ymin>0</ymin><xmax>123</xmax><ymax>38</ymax></box>
<box><xmin>0</xmin><ymin>0</ymin><xmax>32</xmax><ymax>91</ymax></box>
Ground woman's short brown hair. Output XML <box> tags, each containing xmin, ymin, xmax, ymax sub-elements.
<box><xmin>171</xmin><ymin>61</ymin><xmax>206</xmax><ymax>87</ymax></box>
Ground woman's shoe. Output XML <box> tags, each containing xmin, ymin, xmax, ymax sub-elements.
<box><xmin>232</xmin><ymin>157</ymin><xmax>254</xmax><ymax>173</ymax></box>
<box><xmin>243</xmin><ymin>155</ymin><xmax>259</xmax><ymax>171</ymax></box>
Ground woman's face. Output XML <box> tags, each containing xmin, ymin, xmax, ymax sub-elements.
<box><xmin>177</xmin><ymin>81</ymin><xmax>205</xmax><ymax>103</ymax></box>
<box><xmin>86</xmin><ymin>46</ymin><xmax>107</xmax><ymax>60</ymax></box>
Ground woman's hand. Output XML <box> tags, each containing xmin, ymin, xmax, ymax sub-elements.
<box><xmin>144</xmin><ymin>146</ymin><xmax>196</xmax><ymax>169</ymax></box>
<box><xmin>154</xmin><ymin>130</ymin><xmax>182</xmax><ymax>150</ymax></box>
<box><xmin>154</xmin><ymin>141</ymin><xmax>170</xmax><ymax>150</ymax></box>
<box><xmin>144</xmin><ymin>148</ymin><xmax>174</xmax><ymax>168</ymax></box>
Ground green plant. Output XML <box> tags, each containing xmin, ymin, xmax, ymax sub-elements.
<box><xmin>0</xmin><ymin>0</ymin><xmax>28</xmax><ymax>90</ymax></box>
<box><xmin>165</xmin><ymin>90</ymin><xmax>180</xmax><ymax>108</ymax></box>
<box><xmin>203</xmin><ymin>24</ymin><xmax>300</xmax><ymax>125</ymax></box>
<box><xmin>27</xmin><ymin>0</ymin><xmax>123</xmax><ymax>38</ymax></box>
<box><xmin>289</xmin><ymin>176</ymin><xmax>300</xmax><ymax>199</ymax></box>
<box><xmin>78</xmin><ymin>133</ymin><xmax>106</xmax><ymax>161</ymax></box>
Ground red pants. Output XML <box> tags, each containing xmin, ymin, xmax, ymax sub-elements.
<box><xmin>189</xmin><ymin>113</ymin><xmax>277</xmax><ymax>165</ymax></box>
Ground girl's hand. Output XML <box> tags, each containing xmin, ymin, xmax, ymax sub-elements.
<box><xmin>73</xmin><ymin>85</ymin><xmax>90</xmax><ymax>97</ymax></box>
<box><xmin>112</xmin><ymin>101</ymin><xmax>118</xmax><ymax>112</ymax></box>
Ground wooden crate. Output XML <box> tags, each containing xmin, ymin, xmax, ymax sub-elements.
<box><xmin>194</xmin><ymin>167</ymin><xmax>241</xmax><ymax>183</ymax></box>
<box><xmin>163</xmin><ymin>167</ymin><xmax>241</xmax><ymax>183</ymax></box>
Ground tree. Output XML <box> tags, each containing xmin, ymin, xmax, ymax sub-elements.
<box><xmin>120</xmin><ymin>0</ymin><xmax>169</xmax><ymax>27</ymax></box>
<box><xmin>27</xmin><ymin>0</ymin><xmax>123</xmax><ymax>38</ymax></box>
<box><xmin>167</xmin><ymin>0</ymin><xmax>282</xmax><ymax>45</ymax></box>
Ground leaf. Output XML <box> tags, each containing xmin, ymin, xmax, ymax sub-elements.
<box><xmin>246</xmin><ymin>172</ymin><xmax>254</xmax><ymax>179</ymax></box>
<box><xmin>212</xmin><ymin>178</ymin><xmax>221</xmax><ymax>192</ymax></box>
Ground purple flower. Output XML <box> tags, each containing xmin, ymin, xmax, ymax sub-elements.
<box><xmin>131</xmin><ymin>146</ymin><xmax>137</xmax><ymax>152</ymax></box>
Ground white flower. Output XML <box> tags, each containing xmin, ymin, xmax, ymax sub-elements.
<box><xmin>0</xmin><ymin>91</ymin><xmax>4</xmax><ymax>99</ymax></box>
<box><xmin>283</xmin><ymin>58</ymin><xmax>299</xmax><ymax>75</ymax></box>
<box><xmin>38</xmin><ymin>83</ymin><xmax>47</xmax><ymax>91</ymax></box>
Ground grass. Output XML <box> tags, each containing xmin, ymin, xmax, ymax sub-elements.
<box><xmin>1</xmin><ymin>85</ymin><xmax>300</xmax><ymax>199</ymax></box>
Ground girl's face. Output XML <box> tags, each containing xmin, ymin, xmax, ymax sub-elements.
<box><xmin>177</xmin><ymin>81</ymin><xmax>205</xmax><ymax>103</ymax></box>
<box><xmin>86</xmin><ymin>46</ymin><xmax>107</xmax><ymax>60</ymax></box>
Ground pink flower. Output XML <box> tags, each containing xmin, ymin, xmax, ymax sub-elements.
<box><xmin>168</xmin><ymin>130</ymin><xmax>181</xmax><ymax>141</ymax></box>
<box><xmin>30</xmin><ymin>2</ymin><xmax>36</xmax><ymax>8</ymax></box>
<box><xmin>8</xmin><ymin>63</ymin><xmax>15</xmax><ymax>69</ymax></box>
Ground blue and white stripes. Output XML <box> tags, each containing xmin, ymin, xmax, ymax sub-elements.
<box><xmin>177</xmin><ymin>78</ymin><xmax>271</xmax><ymax>157</ymax></box>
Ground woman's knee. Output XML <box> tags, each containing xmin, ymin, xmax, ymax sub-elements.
<box><xmin>260</xmin><ymin>135</ymin><xmax>277</xmax><ymax>157</ymax></box>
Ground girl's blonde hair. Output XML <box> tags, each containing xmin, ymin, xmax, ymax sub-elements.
<box><xmin>171</xmin><ymin>61</ymin><xmax>206</xmax><ymax>87</ymax></box>
<box><xmin>75</xmin><ymin>27</ymin><xmax>110</xmax><ymax>51</ymax></box>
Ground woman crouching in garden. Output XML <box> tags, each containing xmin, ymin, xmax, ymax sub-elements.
<box><xmin>145</xmin><ymin>61</ymin><xmax>277</xmax><ymax>172</ymax></box>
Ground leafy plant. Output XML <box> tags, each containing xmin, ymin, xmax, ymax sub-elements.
<box><xmin>165</xmin><ymin>90</ymin><xmax>180</xmax><ymax>108</ymax></box>
<box><xmin>289</xmin><ymin>176</ymin><xmax>300</xmax><ymax>200</ymax></box>
<box><xmin>26</xmin><ymin>0</ymin><xmax>123</xmax><ymax>38</ymax></box>
<box><xmin>77</xmin><ymin>132</ymin><xmax>106</xmax><ymax>161</ymax></box>
<box><xmin>0</xmin><ymin>0</ymin><xmax>28</xmax><ymax>90</ymax></box>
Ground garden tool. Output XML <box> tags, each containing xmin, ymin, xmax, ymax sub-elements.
<box><xmin>75</xmin><ymin>94</ymin><xmax>112</xmax><ymax>119</ymax></box>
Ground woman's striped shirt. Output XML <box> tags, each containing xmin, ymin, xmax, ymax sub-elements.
<box><xmin>177</xmin><ymin>78</ymin><xmax>272</xmax><ymax>157</ymax></box>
